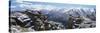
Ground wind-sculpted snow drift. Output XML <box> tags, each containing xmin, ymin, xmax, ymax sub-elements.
<box><xmin>9</xmin><ymin>8</ymin><xmax>96</xmax><ymax>33</ymax></box>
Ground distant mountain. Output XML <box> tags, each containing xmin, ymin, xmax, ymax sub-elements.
<box><xmin>40</xmin><ymin>8</ymin><xmax>96</xmax><ymax>26</ymax></box>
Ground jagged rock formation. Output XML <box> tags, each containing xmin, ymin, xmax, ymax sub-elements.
<box><xmin>9</xmin><ymin>10</ymin><xmax>65</xmax><ymax>33</ymax></box>
<box><xmin>9</xmin><ymin>8</ymin><xmax>96</xmax><ymax>33</ymax></box>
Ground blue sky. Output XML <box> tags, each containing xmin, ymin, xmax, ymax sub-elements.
<box><xmin>10</xmin><ymin>0</ymin><xmax>96</xmax><ymax>11</ymax></box>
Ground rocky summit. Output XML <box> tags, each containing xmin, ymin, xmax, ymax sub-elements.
<box><xmin>9</xmin><ymin>8</ymin><xmax>96</xmax><ymax>33</ymax></box>
<box><xmin>9</xmin><ymin>10</ymin><xmax>65</xmax><ymax>33</ymax></box>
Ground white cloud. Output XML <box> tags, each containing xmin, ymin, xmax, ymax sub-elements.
<box><xmin>15</xmin><ymin>0</ymin><xmax>23</xmax><ymax>3</ymax></box>
<box><xmin>11</xmin><ymin>6</ymin><xmax>16</xmax><ymax>8</ymax></box>
<box><xmin>16</xmin><ymin>0</ymin><xmax>96</xmax><ymax>5</ymax></box>
<box><xmin>19</xmin><ymin>3</ymin><xmax>56</xmax><ymax>10</ymax></box>
<box><xmin>13</xmin><ymin>0</ymin><xmax>96</xmax><ymax>11</ymax></box>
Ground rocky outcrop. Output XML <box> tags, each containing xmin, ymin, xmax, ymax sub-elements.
<box><xmin>9</xmin><ymin>10</ymin><xmax>65</xmax><ymax>33</ymax></box>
